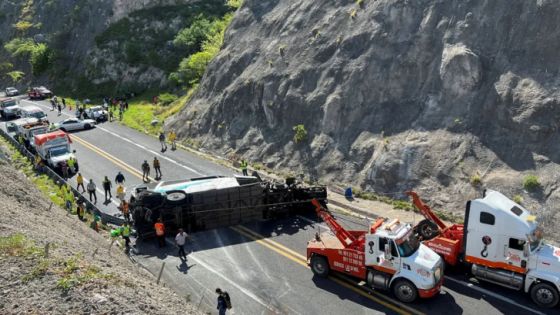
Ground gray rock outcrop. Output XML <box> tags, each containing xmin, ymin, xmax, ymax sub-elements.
<box><xmin>168</xmin><ymin>0</ymin><xmax>560</xmax><ymax>229</ymax></box>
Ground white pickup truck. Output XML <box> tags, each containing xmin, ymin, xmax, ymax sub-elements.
<box><xmin>34</xmin><ymin>130</ymin><xmax>78</xmax><ymax>172</ymax></box>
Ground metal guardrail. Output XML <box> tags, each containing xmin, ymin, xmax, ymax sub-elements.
<box><xmin>0</xmin><ymin>127</ymin><xmax>123</xmax><ymax>226</ymax></box>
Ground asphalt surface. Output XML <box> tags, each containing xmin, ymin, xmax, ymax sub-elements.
<box><xmin>3</xmin><ymin>97</ymin><xmax>559</xmax><ymax>315</ymax></box>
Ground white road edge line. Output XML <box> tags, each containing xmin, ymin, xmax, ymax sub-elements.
<box><xmin>24</xmin><ymin>99</ymin><xmax>205</xmax><ymax>176</ymax></box>
<box><xmin>444</xmin><ymin>276</ymin><xmax>546</xmax><ymax>315</ymax></box>
<box><xmin>164</xmin><ymin>239</ymin><xmax>278</xmax><ymax>313</ymax></box>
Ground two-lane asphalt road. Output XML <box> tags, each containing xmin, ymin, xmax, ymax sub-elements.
<box><xmin>3</xmin><ymin>97</ymin><xmax>557</xmax><ymax>315</ymax></box>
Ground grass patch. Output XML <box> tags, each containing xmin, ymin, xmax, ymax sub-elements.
<box><xmin>513</xmin><ymin>194</ymin><xmax>523</xmax><ymax>204</ymax></box>
<box><xmin>119</xmin><ymin>89</ymin><xmax>196</xmax><ymax>137</ymax></box>
<box><xmin>0</xmin><ymin>233</ymin><xmax>44</xmax><ymax>257</ymax></box>
<box><xmin>56</xmin><ymin>254</ymin><xmax>114</xmax><ymax>291</ymax></box>
<box><xmin>523</xmin><ymin>174</ymin><xmax>541</xmax><ymax>191</ymax></box>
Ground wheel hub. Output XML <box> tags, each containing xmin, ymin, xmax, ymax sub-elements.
<box><xmin>537</xmin><ymin>288</ymin><xmax>553</xmax><ymax>304</ymax></box>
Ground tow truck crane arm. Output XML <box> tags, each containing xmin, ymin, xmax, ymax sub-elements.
<box><xmin>311</xmin><ymin>199</ymin><xmax>359</xmax><ymax>247</ymax></box>
<box><xmin>406</xmin><ymin>191</ymin><xmax>447</xmax><ymax>230</ymax></box>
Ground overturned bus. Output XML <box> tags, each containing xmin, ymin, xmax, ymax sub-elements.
<box><xmin>130</xmin><ymin>175</ymin><xmax>327</xmax><ymax>238</ymax></box>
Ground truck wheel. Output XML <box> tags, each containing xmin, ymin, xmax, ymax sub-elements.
<box><xmin>165</xmin><ymin>190</ymin><xmax>187</xmax><ymax>205</ymax></box>
<box><xmin>417</xmin><ymin>219</ymin><xmax>439</xmax><ymax>240</ymax></box>
<box><xmin>393</xmin><ymin>279</ymin><xmax>418</xmax><ymax>303</ymax></box>
<box><xmin>84</xmin><ymin>124</ymin><xmax>91</xmax><ymax>129</ymax></box>
<box><xmin>310</xmin><ymin>255</ymin><xmax>329</xmax><ymax>278</ymax></box>
<box><xmin>531</xmin><ymin>282</ymin><xmax>559</xmax><ymax>308</ymax></box>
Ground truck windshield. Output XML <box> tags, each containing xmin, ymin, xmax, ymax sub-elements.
<box><xmin>2</xmin><ymin>101</ymin><xmax>16</xmax><ymax>107</ymax></box>
<box><xmin>529</xmin><ymin>227</ymin><xmax>544</xmax><ymax>252</ymax></box>
<box><xmin>31</xmin><ymin>112</ymin><xmax>46</xmax><ymax>119</ymax></box>
<box><xmin>396</xmin><ymin>233</ymin><xmax>419</xmax><ymax>257</ymax></box>
<box><xmin>49</xmin><ymin>147</ymin><xmax>69</xmax><ymax>157</ymax></box>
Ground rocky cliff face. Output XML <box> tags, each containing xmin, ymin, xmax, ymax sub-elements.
<box><xmin>169</xmin><ymin>0</ymin><xmax>560</xmax><ymax>228</ymax></box>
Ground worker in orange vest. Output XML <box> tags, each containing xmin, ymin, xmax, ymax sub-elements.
<box><xmin>154</xmin><ymin>219</ymin><xmax>165</xmax><ymax>248</ymax></box>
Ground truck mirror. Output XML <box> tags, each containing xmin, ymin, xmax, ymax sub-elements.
<box><xmin>523</xmin><ymin>242</ymin><xmax>529</xmax><ymax>257</ymax></box>
<box><xmin>384</xmin><ymin>244</ymin><xmax>391</xmax><ymax>258</ymax></box>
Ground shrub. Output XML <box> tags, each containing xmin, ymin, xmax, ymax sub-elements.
<box><xmin>470</xmin><ymin>173</ymin><xmax>481</xmax><ymax>186</ymax></box>
<box><xmin>14</xmin><ymin>20</ymin><xmax>34</xmax><ymax>33</ymax></box>
<box><xmin>523</xmin><ymin>175</ymin><xmax>540</xmax><ymax>191</ymax></box>
<box><xmin>158</xmin><ymin>93</ymin><xmax>178</xmax><ymax>106</ymax></box>
<box><xmin>293</xmin><ymin>124</ymin><xmax>307</xmax><ymax>143</ymax></box>
<box><xmin>6</xmin><ymin>70</ymin><xmax>25</xmax><ymax>83</ymax></box>
<box><xmin>30</xmin><ymin>43</ymin><xmax>52</xmax><ymax>75</ymax></box>
<box><xmin>173</xmin><ymin>15</ymin><xmax>213</xmax><ymax>53</ymax></box>
<box><xmin>513</xmin><ymin>194</ymin><xmax>523</xmax><ymax>204</ymax></box>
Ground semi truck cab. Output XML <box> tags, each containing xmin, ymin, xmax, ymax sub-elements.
<box><xmin>466</xmin><ymin>190</ymin><xmax>560</xmax><ymax>307</ymax></box>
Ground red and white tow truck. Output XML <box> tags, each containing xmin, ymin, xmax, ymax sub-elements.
<box><xmin>408</xmin><ymin>190</ymin><xmax>560</xmax><ymax>308</ymax></box>
<box><xmin>307</xmin><ymin>199</ymin><xmax>444</xmax><ymax>303</ymax></box>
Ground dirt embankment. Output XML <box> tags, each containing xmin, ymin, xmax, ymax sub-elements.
<box><xmin>0</xmin><ymin>145</ymin><xmax>201</xmax><ymax>315</ymax></box>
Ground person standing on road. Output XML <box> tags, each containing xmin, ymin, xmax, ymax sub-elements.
<box><xmin>76</xmin><ymin>172</ymin><xmax>85</xmax><ymax>193</ymax></box>
<box><xmin>168</xmin><ymin>130</ymin><xmax>177</xmax><ymax>151</ymax></box>
<box><xmin>215</xmin><ymin>288</ymin><xmax>231</xmax><ymax>315</ymax></box>
<box><xmin>153</xmin><ymin>157</ymin><xmax>162</xmax><ymax>180</ymax></box>
<box><xmin>87</xmin><ymin>179</ymin><xmax>97</xmax><ymax>204</ymax></box>
<box><xmin>154</xmin><ymin>219</ymin><xmax>165</xmax><ymax>248</ymax></box>
<box><xmin>116</xmin><ymin>184</ymin><xmax>125</xmax><ymax>201</ymax></box>
<box><xmin>159</xmin><ymin>132</ymin><xmax>167</xmax><ymax>152</ymax></box>
<box><xmin>57</xmin><ymin>102</ymin><xmax>62</xmax><ymax>116</ymax></box>
<box><xmin>102</xmin><ymin>176</ymin><xmax>112</xmax><ymax>202</ymax></box>
<box><xmin>67</xmin><ymin>156</ymin><xmax>76</xmax><ymax>174</ymax></box>
<box><xmin>141</xmin><ymin>160</ymin><xmax>150</xmax><ymax>182</ymax></box>
<box><xmin>119</xmin><ymin>200</ymin><xmax>130</xmax><ymax>222</ymax></box>
<box><xmin>175</xmin><ymin>228</ymin><xmax>188</xmax><ymax>260</ymax></box>
<box><xmin>60</xmin><ymin>161</ymin><xmax>69</xmax><ymax>179</ymax></box>
<box><xmin>62</xmin><ymin>98</ymin><xmax>66</xmax><ymax>109</ymax></box>
<box><xmin>50</xmin><ymin>97</ymin><xmax>56</xmax><ymax>111</ymax></box>
<box><xmin>115</xmin><ymin>171</ymin><xmax>125</xmax><ymax>185</ymax></box>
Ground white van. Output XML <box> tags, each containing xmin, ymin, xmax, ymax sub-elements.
<box><xmin>18</xmin><ymin>105</ymin><xmax>48</xmax><ymax>123</ymax></box>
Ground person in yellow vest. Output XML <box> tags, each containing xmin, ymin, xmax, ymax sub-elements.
<box><xmin>64</xmin><ymin>183</ymin><xmax>74</xmax><ymax>213</ymax></box>
<box><xmin>116</xmin><ymin>184</ymin><xmax>125</xmax><ymax>201</ymax></box>
<box><xmin>76</xmin><ymin>173</ymin><xmax>85</xmax><ymax>193</ymax></box>
<box><xmin>168</xmin><ymin>130</ymin><xmax>177</xmax><ymax>150</ymax></box>
<box><xmin>67</xmin><ymin>157</ymin><xmax>76</xmax><ymax>174</ymax></box>
<box><xmin>240</xmin><ymin>160</ymin><xmax>248</xmax><ymax>176</ymax></box>
<box><xmin>121</xmin><ymin>222</ymin><xmax>131</xmax><ymax>248</ymax></box>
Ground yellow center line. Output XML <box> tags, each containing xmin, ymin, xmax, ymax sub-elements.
<box><xmin>230</xmin><ymin>225</ymin><xmax>422</xmax><ymax>315</ymax></box>
<box><xmin>71</xmin><ymin>135</ymin><xmax>154</xmax><ymax>181</ymax></box>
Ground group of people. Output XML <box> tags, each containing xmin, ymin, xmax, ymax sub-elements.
<box><xmin>141</xmin><ymin>157</ymin><xmax>163</xmax><ymax>182</ymax></box>
<box><xmin>49</xmin><ymin>95</ymin><xmax>67</xmax><ymax>115</ymax></box>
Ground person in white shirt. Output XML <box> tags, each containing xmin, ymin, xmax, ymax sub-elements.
<box><xmin>175</xmin><ymin>229</ymin><xmax>188</xmax><ymax>260</ymax></box>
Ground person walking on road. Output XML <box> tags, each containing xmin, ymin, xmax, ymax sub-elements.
<box><xmin>215</xmin><ymin>288</ymin><xmax>231</xmax><ymax>315</ymax></box>
<box><xmin>159</xmin><ymin>132</ymin><xmax>167</xmax><ymax>152</ymax></box>
<box><xmin>175</xmin><ymin>228</ymin><xmax>188</xmax><ymax>260</ymax></box>
<box><xmin>60</xmin><ymin>161</ymin><xmax>69</xmax><ymax>179</ymax></box>
<box><xmin>57</xmin><ymin>102</ymin><xmax>62</xmax><ymax>116</ymax></box>
<box><xmin>87</xmin><ymin>179</ymin><xmax>97</xmax><ymax>204</ymax></box>
<box><xmin>50</xmin><ymin>97</ymin><xmax>56</xmax><ymax>111</ymax></box>
<box><xmin>168</xmin><ymin>130</ymin><xmax>177</xmax><ymax>151</ymax></box>
<box><xmin>240</xmin><ymin>160</ymin><xmax>248</xmax><ymax>176</ymax></box>
<box><xmin>153</xmin><ymin>157</ymin><xmax>162</xmax><ymax>180</ymax></box>
<box><xmin>141</xmin><ymin>160</ymin><xmax>150</xmax><ymax>182</ymax></box>
<box><xmin>102</xmin><ymin>176</ymin><xmax>112</xmax><ymax>202</ymax></box>
<box><xmin>115</xmin><ymin>171</ymin><xmax>125</xmax><ymax>185</ymax></box>
<box><xmin>61</xmin><ymin>98</ymin><xmax>66</xmax><ymax>109</ymax></box>
<box><xmin>76</xmin><ymin>172</ymin><xmax>85</xmax><ymax>193</ymax></box>
<box><xmin>154</xmin><ymin>219</ymin><xmax>165</xmax><ymax>248</ymax></box>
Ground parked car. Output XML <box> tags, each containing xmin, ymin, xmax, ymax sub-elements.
<box><xmin>28</xmin><ymin>86</ymin><xmax>53</xmax><ymax>100</ymax></box>
<box><xmin>54</xmin><ymin>117</ymin><xmax>96</xmax><ymax>131</ymax></box>
<box><xmin>0</xmin><ymin>97</ymin><xmax>20</xmax><ymax>119</ymax></box>
<box><xmin>83</xmin><ymin>106</ymin><xmax>108</xmax><ymax>122</ymax></box>
<box><xmin>17</xmin><ymin>105</ymin><xmax>49</xmax><ymax>123</ymax></box>
<box><xmin>5</xmin><ymin>87</ymin><xmax>19</xmax><ymax>97</ymax></box>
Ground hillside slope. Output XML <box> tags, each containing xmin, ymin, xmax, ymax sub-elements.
<box><xmin>168</xmin><ymin>0</ymin><xmax>560</xmax><ymax>231</ymax></box>
<box><xmin>0</xmin><ymin>145</ymin><xmax>200</xmax><ymax>315</ymax></box>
